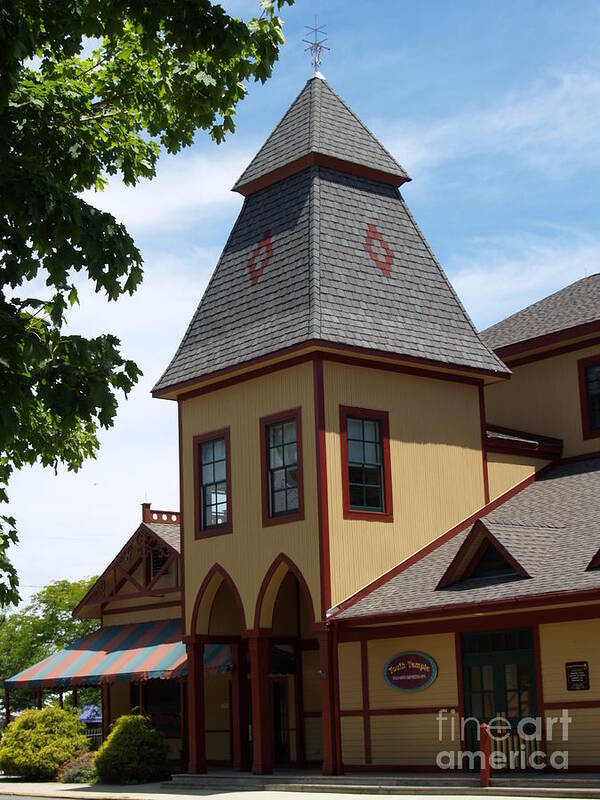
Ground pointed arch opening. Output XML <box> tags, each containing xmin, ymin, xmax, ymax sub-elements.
<box><xmin>254</xmin><ymin>554</ymin><xmax>316</xmax><ymax>632</ymax></box>
<box><xmin>191</xmin><ymin>564</ymin><xmax>246</xmax><ymax>638</ymax></box>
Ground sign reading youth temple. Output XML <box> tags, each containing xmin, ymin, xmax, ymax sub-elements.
<box><xmin>384</xmin><ymin>652</ymin><xmax>438</xmax><ymax>691</ymax></box>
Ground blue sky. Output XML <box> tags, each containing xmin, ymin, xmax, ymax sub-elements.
<box><xmin>7</xmin><ymin>0</ymin><xmax>600</xmax><ymax>608</ymax></box>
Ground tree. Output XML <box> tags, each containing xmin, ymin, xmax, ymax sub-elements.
<box><xmin>0</xmin><ymin>577</ymin><xmax>99</xmax><ymax>712</ymax></box>
<box><xmin>0</xmin><ymin>0</ymin><xmax>292</xmax><ymax>606</ymax></box>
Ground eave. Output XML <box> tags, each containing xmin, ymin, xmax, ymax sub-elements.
<box><xmin>152</xmin><ymin>340</ymin><xmax>510</xmax><ymax>402</ymax></box>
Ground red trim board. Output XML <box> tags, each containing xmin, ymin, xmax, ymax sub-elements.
<box><xmin>578</xmin><ymin>353</ymin><xmax>600</xmax><ymax>441</ymax></box>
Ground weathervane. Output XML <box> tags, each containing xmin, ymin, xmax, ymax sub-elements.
<box><xmin>303</xmin><ymin>16</ymin><xmax>330</xmax><ymax>74</ymax></box>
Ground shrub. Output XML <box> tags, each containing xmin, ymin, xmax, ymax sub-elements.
<box><xmin>57</xmin><ymin>750</ymin><xmax>97</xmax><ymax>784</ymax></box>
<box><xmin>0</xmin><ymin>706</ymin><xmax>88</xmax><ymax>780</ymax></box>
<box><xmin>94</xmin><ymin>714</ymin><xmax>170</xmax><ymax>784</ymax></box>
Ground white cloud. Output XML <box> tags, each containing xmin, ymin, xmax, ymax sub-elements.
<box><xmin>386</xmin><ymin>68</ymin><xmax>600</xmax><ymax>177</ymax></box>
<box><xmin>450</xmin><ymin>230</ymin><xmax>600</xmax><ymax>330</ymax></box>
<box><xmin>81</xmin><ymin>147</ymin><xmax>249</xmax><ymax>233</ymax></box>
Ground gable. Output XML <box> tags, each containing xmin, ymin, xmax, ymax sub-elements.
<box><xmin>73</xmin><ymin>522</ymin><xmax>180</xmax><ymax>619</ymax></box>
<box><xmin>436</xmin><ymin>520</ymin><xmax>529</xmax><ymax>590</ymax></box>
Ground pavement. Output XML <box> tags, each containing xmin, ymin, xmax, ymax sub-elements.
<box><xmin>0</xmin><ymin>791</ymin><xmax>595</xmax><ymax>800</ymax></box>
<box><xmin>1</xmin><ymin>785</ymin><xmax>600</xmax><ymax>800</ymax></box>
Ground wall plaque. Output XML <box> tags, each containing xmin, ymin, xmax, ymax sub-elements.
<box><xmin>384</xmin><ymin>651</ymin><xmax>438</xmax><ymax>692</ymax></box>
<box><xmin>566</xmin><ymin>661</ymin><xmax>590</xmax><ymax>691</ymax></box>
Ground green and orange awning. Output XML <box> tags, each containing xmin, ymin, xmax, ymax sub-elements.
<box><xmin>4</xmin><ymin>620</ymin><xmax>187</xmax><ymax>690</ymax></box>
<box><xmin>4</xmin><ymin>620</ymin><xmax>296</xmax><ymax>691</ymax></box>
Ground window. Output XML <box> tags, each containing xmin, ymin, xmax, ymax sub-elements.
<box><xmin>339</xmin><ymin>406</ymin><xmax>393</xmax><ymax>522</ymax></box>
<box><xmin>260</xmin><ymin>408</ymin><xmax>304</xmax><ymax>526</ymax></box>
<box><xmin>469</xmin><ymin>543</ymin><xmax>518</xmax><ymax>582</ymax></box>
<box><xmin>579</xmin><ymin>355</ymin><xmax>600</xmax><ymax>439</ymax></box>
<box><xmin>347</xmin><ymin>417</ymin><xmax>383</xmax><ymax>511</ymax></box>
<box><xmin>150</xmin><ymin>548</ymin><xmax>173</xmax><ymax>580</ymax></box>
<box><xmin>194</xmin><ymin>428</ymin><xmax>232</xmax><ymax>538</ymax></box>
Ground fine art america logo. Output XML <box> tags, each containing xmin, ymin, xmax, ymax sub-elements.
<box><xmin>436</xmin><ymin>709</ymin><xmax>572</xmax><ymax>770</ymax></box>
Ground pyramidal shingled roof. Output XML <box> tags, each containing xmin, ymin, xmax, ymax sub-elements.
<box><xmin>153</xmin><ymin>77</ymin><xmax>508</xmax><ymax>396</ymax></box>
<box><xmin>233</xmin><ymin>75</ymin><xmax>410</xmax><ymax>194</ymax></box>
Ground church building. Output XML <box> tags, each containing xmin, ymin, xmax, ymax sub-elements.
<box><xmin>6</xmin><ymin>74</ymin><xmax>600</xmax><ymax>777</ymax></box>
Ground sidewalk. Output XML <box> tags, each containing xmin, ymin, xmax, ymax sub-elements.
<box><xmin>1</xmin><ymin>780</ymin><xmax>600</xmax><ymax>800</ymax></box>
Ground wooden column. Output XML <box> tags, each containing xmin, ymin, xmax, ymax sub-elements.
<box><xmin>72</xmin><ymin>687</ymin><xmax>78</xmax><ymax>709</ymax></box>
<box><xmin>230</xmin><ymin>641</ymin><xmax>250</xmax><ymax>771</ymax></box>
<box><xmin>186</xmin><ymin>638</ymin><xmax>207</xmax><ymax>774</ymax></box>
<box><xmin>4</xmin><ymin>689</ymin><xmax>10</xmax><ymax>726</ymax></box>
<box><xmin>59</xmin><ymin>691</ymin><xmax>64</xmax><ymax>709</ymax></box>
<box><xmin>36</xmin><ymin>689</ymin><xmax>42</xmax><ymax>710</ymax></box>
<box><xmin>317</xmin><ymin>627</ymin><xmax>337</xmax><ymax>776</ymax></box>
<box><xmin>293</xmin><ymin>641</ymin><xmax>306</xmax><ymax>768</ymax></box>
<box><xmin>248</xmin><ymin>633</ymin><xmax>272</xmax><ymax>775</ymax></box>
<box><xmin>332</xmin><ymin>624</ymin><xmax>343</xmax><ymax>774</ymax></box>
<box><xmin>138</xmin><ymin>682</ymin><xmax>144</xmax><ymax>713</ymax></box>
<box><xmin>102</xmin><ymin>685</ymin><xmax>111</xmax><ymax>739</ymax></box>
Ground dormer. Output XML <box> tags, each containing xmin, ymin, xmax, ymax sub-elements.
<box><xmin>436</xmin><ymin>520</ymin><xmax>529</xmax><ymax>590</ymax></box>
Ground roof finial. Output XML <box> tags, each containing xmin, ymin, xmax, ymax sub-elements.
<box><xmin>303</xmin><ymin>15</ymin><xmax>329</xmax><ymax>76</ymax></box>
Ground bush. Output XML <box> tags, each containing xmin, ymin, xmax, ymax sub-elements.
<box><xmin>57</xmin><ymin>750</ymin><xmax>97</xmax><ymax>784</ymax></box>
<box><xmin>0</xmin><ymin>706</ymin><xmax>88</xmax><ymax>780</ymax></box>
<box><xmin>94</xmin><ymin>714</ymin><xmax>170</xmax><ymax>784</ymax></box>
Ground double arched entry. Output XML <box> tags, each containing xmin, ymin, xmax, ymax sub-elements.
<box><xmin>186</xmin><ymin>556</ymin><xmax>337</xmax><ymax>775</ymax></box>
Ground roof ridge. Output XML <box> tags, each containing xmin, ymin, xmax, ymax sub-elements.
<box><xmin>308</xmin><ymin>168</ymin><xmax>321</xmax><ymax>339</ymax></box>
<box><xmin>320</xmin><ymin>79</ymin><xmax>406</xmax><ymax>176</ymax></box>
<box><xmin>481</xmin><ymin>273</ymin><xmax>600</xmax><ymax>348</ymax></box>
<box><xmin>485</xmin><ymin>275</ymin><xmax>594</xmax><ymax>331</ymax></box>
<box><xmin>233</xmin><ymin>80</ymin><xmax>312</xmax><ymax>191</ymax></box>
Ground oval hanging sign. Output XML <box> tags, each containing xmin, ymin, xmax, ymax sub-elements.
<box><xmin>384</xmin><ymin>651</ymin><xmax>438</xmax><ymax>692</ymax></box>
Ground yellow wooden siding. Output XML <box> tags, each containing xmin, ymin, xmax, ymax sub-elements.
<box><xmin>338</xmin><ymin>642</ymin><xmax>363</xmax><ymax>711</ymax></box>
<box><xmin>370</xmin><ymin>712</ymin><xmax>459</xmax><ymax>766</ymax></box>
<box><xmin>109</xmin><ymin>682</ymin><xmax>130</xmax><ymax>723</ymax></box>
<box><xmin>367</xmin><ymin>634</ymin><xmax>458</xmax><ymax>710</ymax></box>
<box><xmin>486</xmin><ymin>452</ymin><xmax>550</xmax><ymax>501</ymax></box>
<box><xmin>340</xmin><ymin>716</ymin><xmax>365</xmax><ymax>765</ymax></box>
<box><xmin>304</xmin><ymin>716</ymin><xmax>323</xmax><ymax>762</ymax></box>
<box><xmin>323</xmin><ymin>361</ymin><xmax>486</xmax><ymax>607</ymax></box>
<box><xmin>484</xmin><ymin>342</ymin><xmax>600</xmax><ymax>458</ymax></box>
<box><xmin>540</xmin><ymin>619</ymin><xmax>600</xmax><ymax>703</ymax></box>
<box><xmin>204</xmin><ymin>674</ymin><xmax>230</xmax><ymax>762</ymax></box>
<box><xmin>103</xmin><ymin>605</ymin><xmax>181</xmax><ymax>626</ymax></box>
<box><xmin>302</xmin><ymin>650</ymin><xmax>322</xmax><ymax>713</ymax></box>
<box><xmin>181</xmin><ymin>362</ymin><xmax>320</xmax><ymax>632</ymax></box>
<box><xmin>544</xmin><ymin>709</ymin><xmax>600</xmax><ymax>766</ymax></box>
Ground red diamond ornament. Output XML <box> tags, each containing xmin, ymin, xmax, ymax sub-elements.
<box><xmin>248</xmin><ymin>230</ymin><xmax>273</xmax><ymax>285</ymax></box>
<box><xmin>364</xmin><ymin>224</ymin><xmax>393</xmax><ymax>278</ymax></box>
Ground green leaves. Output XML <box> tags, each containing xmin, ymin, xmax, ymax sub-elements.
<box><xmin>0</xmin><ymin>0</ymin><xmax>291</xmax><ymax>607</ymax></box>
<box><xmin>0</xmin><ymin>577</ymin><xmax>99</xmax><ymax>707</ymax></box>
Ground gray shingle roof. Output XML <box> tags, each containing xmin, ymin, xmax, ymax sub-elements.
<box><xmin>481</xmin><ymin>273</ymin><xmax>600</xmax><ymax>352</ymax></box>
<box><xmin>145</xmin><ymin>522</ymin><xmax>181</xmax><ymax>554</ymax></box>
<box><xmin>154</xmin><ymin>164</ymin><xmax>507</xmax><ymax>392</ymax></box>
<box><xmin>336</xmin><ymin>457</ymin><xmax>600</xmax><ymax>620</ymax></box>
<box><xmin>233</xmin><ymin>75</ymin><xmax>409</xmax><ymax>193</ymax></box>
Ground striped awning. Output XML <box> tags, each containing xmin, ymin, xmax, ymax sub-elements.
<box><xmin>4</xmin><ymin>622</ymin><xmax>296</xmax><ymax>691</ymax></box>
<box><xmin>5</xmin><ymin>620</ymin><xmax>187</xmax><ymax>690</ymax></box>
